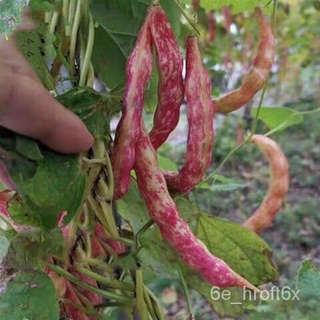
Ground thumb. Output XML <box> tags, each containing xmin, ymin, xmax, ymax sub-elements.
<box><xmin>0</xmin><ymin>70</ymin><xmax>94</xmax><ymax>153</ymax></box>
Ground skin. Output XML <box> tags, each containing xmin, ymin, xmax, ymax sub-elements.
<box><xmin>0</xmin><ymin>10</ymin><xmax>93</xmax><ymax>188</ymax></box>
<box><xmin>0</xmin><ymin>12</ymin><xmax>93</xmax><ymax>152</ymax></box>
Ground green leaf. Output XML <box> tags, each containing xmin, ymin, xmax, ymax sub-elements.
<box><xmin>117</xmin><ymin>179</ymin><xmax>150</xmax><ymax>234</ymax></box>
<box><xmin>297</xmin><ymin>259</ymin><xmax>320</xmax><ymax>299</ymax></box>
<box><xmin>15</xmin><ymin>136</ymin><xmax>44</xmax><ymax>161</ymax></box>
<box><xmin>196</xmin><ymin>214</ymin><xmax>278</xmax><ymax>285</ymax></box>
<box><xmin>0</xmin><ymin>236</ymin><xmax>10</xmax><ymax>261</ymax></box>
<box><xmin>197</xmin><ymin>174</ymin><xmax>248</xmax><ymax>192</ymax></box>
<box><xmin>0</xmin><ymin>128</ymin><xmax>87</xmax><ymax>229</ymax></box>
<box><xmin>117</xmin><ymin>182</ymin><xmax>194</xmax><ymax>234</ymax></box>
<box><xmin>0</xmin><ymin>270</ymin><xmax>59</xmax><ymax>320</ymax></box>
<box><xmin>57</xmin><ymin>87</ymin><xmax>112</xmax><ymax>138</ymax></box>
<box><xmin>91</xmin><ymin>0</ymin><xmax>181</xmax><ymax>108</ymax></box>
<box><xmin>0</xmin><ymin>0</ymin><xmax>27</xmax><ymax>35</ymax></box>
<box><xmin>157</xmin><ymin>154</ymin><xmax>178</xmax><ymax>171</ymax></box>
<box><xmin>7</xmin><ymin>228</ymin><xmax>64</xmax><ymax>270</ymax></box>
<box><xmin>199</xmin><ymin>0</ymin><xmax>268</xmax><ymax>13</ymax></box>
<box><xmin>15</xmin><ymin>25</ymin><xmax>55</xmax><ymax>89</ymax></box>
<box><xmin>139</xmin><ymin>227</ymin><xmax>178</xmax><ymax>277</ymax></box>
<box><xmin>144</xmin><ymin>66</ymin><xmax>159</xmax><ymax>113</ymax></box>
<box><xmin>185</xmin><ymin>213</ymin><xmax>278</xmax><ymax>316</ymax></box>
<box><xmin>91</xmin><ymin>0</ymin><xmax>148</xmax><ymax>88</ymax></box>
<box><xmin>185</xmin><ymin>276</ymin><xmax>250</xmax><ymax>317</ymax></box>
<box><xmin>29</xmin><ymin>0</ymin><xmax>57</xmax><ymax>11</ymax></box>
<box><xmin>251</xmin><ymin>106</ymin><xmax>304</xmax><ymax>132</ymax></box>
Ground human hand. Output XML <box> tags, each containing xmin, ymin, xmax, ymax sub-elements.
<box><xmin>0</xmin><ymin>10</ymin><xmax>93</xmax><ymax>189</ymax></box>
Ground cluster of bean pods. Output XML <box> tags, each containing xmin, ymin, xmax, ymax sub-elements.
<box><xmin>112</xmin><ymin>3</ymin><xmax>287</xmax><ymax>291</ymax></box>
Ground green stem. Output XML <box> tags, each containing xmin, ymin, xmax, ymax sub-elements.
<box><xmin>49</xmin><ymin>11</ymin><xmax>59</xmax><ymax>34</ymax></box>
<box><xmin>62</xmin><ymin>298</ymin><xmax>101</xmax><ymax>318</ymax></box>
<box><xmin>68</xmin><ymin>0</ymin><xmax>76</xmax><ymax>25</ymax></box>
<box><xmin>135</xmin><ymin>270</ymin><xmax>149</xmax><ymax>320</ymax></box>
<box><xmin>48</xmin><ymin>263</ymin><xmax>133</xmax><ymax>305</ymax></box>
<box><xmin>248</xmin><ymin>83</ymin><xmax>267</xmax><ymax>139</ymax></box>
<box><xmin>69</xmin><ymin>0</ymin><xmax>82</xmax><ymax>75</ymax></box>
<box><xmin>105</xmin><ymin>152</ymin><xmax>115</xmax><ymax>198</ymax></box>
<box><xmin>79</xmin><ymin>13</ymin><xmax>95</xmax><ymax>86</ymax></box>
<box><xmin>145</xmin><ymin>286</ymin><xmax>166</xmax><ymax>320</ymax></box>
<box><xmin>75</xmin><ymin>264</ymin><xmax>134</xmax><ymax>291</ymax></box>
<box><xmin>136</xmin><ymin>219</ymin><xmax>154</xmax><ymax>237</ymax></box>
<box><xmin>63</xmin><ymin>0</ymin><xmax>70</xmax><ymax>35</ymax></box>
<box><xmin>85</xmin><ymin>257</ymin><xmax>114</xmax><ymax>273</ymax></box>
<box><xmin>44</xmin><ymin>11</ymin><xmax>53</xmax><ymax>24</ymax></box>
<box><xmin>143</xmin><ymin>286</ymin><xmax>158</xmax><ymax>320</ymax></box>
<box><xmin>172</xmin><ymin>0</ymin><xmax>200</xmax><ymax>36</ymax></box>
<box><xmin>87</xmin><ymin>63</ymin><xmax>95</xmax><ymax>87</ymax></box>
<box><xmin>100</xmin><ymin>201</ymin><xmax>119</xmax><ymax>238</ymax></box>
<box><xmin>178</xmin><ymin>267</ymin><xmax>192</xmax><ymax>314</ymax></box>
<box><xmin>199</xmin><ymin>140</ymin><xmax>247</xmax><ymax>186</ymax></box>
<box><xmin>87</xmin><ymin>194</ymin><xmax>110</xmax><ymax>231</ymax></box>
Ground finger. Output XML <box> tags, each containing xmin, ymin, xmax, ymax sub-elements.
<box><xmin>0</xmin><ymin>71</ymin><xmax>94</xmax><ymax>153</ymax></box>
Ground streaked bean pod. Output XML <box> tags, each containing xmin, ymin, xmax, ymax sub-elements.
<box><xmin>243</xmin><ymin>135</ymin><xmax>289</xmax><ymax>233</ymax></box>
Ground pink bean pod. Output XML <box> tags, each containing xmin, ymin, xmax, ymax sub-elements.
<box><xmin>205</xmin><ymin>10</ymin><xmax>216</xmax><ymax>46</ymax></box>
<box><xmin>134</xmin><ymin>125</ymin><xmax>257</xmax><ymax>290</ymax></box>
<box><xmin>164</xmin><ymin>37</ymin><xmax>214</xmax><ymax>194</ymax></box>
<box><xmin>243</xmin><ymin>135</ymin><xmax>289</xmax><ymax>233</ymax></box>
<box><xmin>112</xmin><ymin>7</ymin><xmax>153</xmax><ymax>200</ymax></box>
<box><xmin>93</xmin><ymin>222</ymin><xmax>125</xmax><ymax>255</ymax></box>
<box><xmin>214</xmin><ymin>7</ymin><xmax>275</xmax><ymax>113</ymax></box>
<box><xmin>148</xmin><ymin>5</ymin><xmax>184</xmax><ymax>150</ymax></box>
<box><xmin>63</xmin><ymin>280</ymin><xmax>98</xmax><ymax>320</ymax></box>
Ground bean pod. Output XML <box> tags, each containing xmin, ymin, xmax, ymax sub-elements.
<box><xmin>134</xmin><ymin>125</ymin><xmax>257</xmax><ymax>290</ymax></box>
<box><xmin>148</xmin><ymin>5</ymin><xmax>184</xmax><ymax>150</ymax></box>
<box><xmin>243</xmin><ymin>135</ymin><xmax>289</xmax><ymax>233</ymax></box>
<box><xmin>164</xmin><ymin>37</ymin><xmax>214</xmax><ymax>194</ymax></box>
<box><xmin>112</xmin><ymin>7</ymin><xmax>153</xmax><ymax>199</ymax></box>
<box><xmin>214</xmin><ymin>7</ymin><xmax>275</xmax><ymax>113</ymax></box>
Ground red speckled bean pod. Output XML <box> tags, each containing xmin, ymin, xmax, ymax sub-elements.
<box><xmin>164</xmin><ymin>37</ymin><xmax>214</xmax><ymax>194</ymax></box>
<box><xmin>148</xmin><ymin>5</ymin><xmax>184</xmax><ymax>150</ymax></box>
<box><xmin>94</xmin><ymin>222</ymin><xmax>125</xmax><ymax>255</ymax></box>
<box><xmin>63</xmin><ymin>280</ymin><xmax>97</xmax><ymax>320</ymax></box>
<box><xmin>112</xmin><ymin>8</ymin><xmax>153</xmax><ymax>200</ymax></box>
<box><xmin>221</xmin><ymin>6</ymin><xmax>232</xmax><ymax>33</ymax></box>
<box><xmin>214</xmin><ymin>7</ymin><xmax>275</xmax><ymax>113</ymax></box>
<box><xmin>243</xmin><ymin>135</ymin><xmax>289</xmax><ymax>233</ymax></box>
<box><xmin>134</xmin><ymin>125</ymin><xmax>257</xmax><ymax>290</ymax></box>
<box><xmin>204</xmin><ymin>10</ymin><xmax>216</xmax><ymax>46</ymax></box>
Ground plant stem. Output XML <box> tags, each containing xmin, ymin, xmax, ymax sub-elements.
<box><xmin>75</xmin><ymin>264</ymin><xmax>134</xmax><ymax>291</ymax></box>
<box><xmin>135</xmin><ymin>270</ymin><xmax>149</xmax><ymax>320</ymax></box>
<box><xmin>69</xmin><ymin>0</ymin><xmax>82</xmax><ymax>76</ymax></box>
<box><xmin>178</xmin><ymin>267</ymin><xmax>192</xmax><ymax>314</ymax></box>
<box><xmin>145</xmin><ymin>286</ymin><xmax>166</xmax><ymax>320</ymax></box>
<box><xmin>172</xmin><ymin>0</ymin><xmax>200</xmax><ymax>36</ymax></box>
<box><xmin>49</xmin><ymin>11</ymin><xmax>59</xmax><ymax>34</ymax></box>
<box><xmin>48</xmin><ymin>263</ymin><xmax>133</xmax><ymax>305</ymax></box>
<box><xmin>79</xmin><ymin>13</ymin><xmax>95</xmax><ymax>86</ymax></box>
<box><xmin>143</xmin><ymin>286</ymin><xmax>158</xmax><ymax>320</ymax></box>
